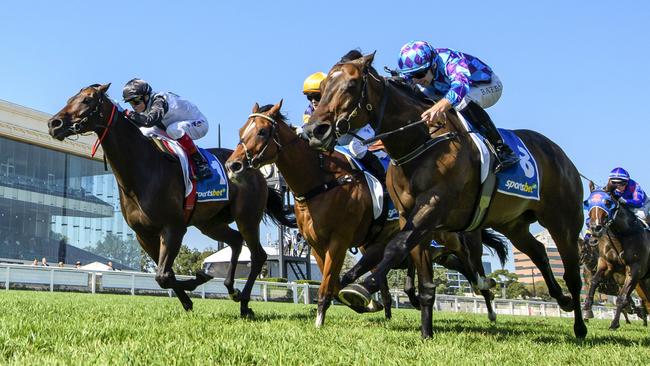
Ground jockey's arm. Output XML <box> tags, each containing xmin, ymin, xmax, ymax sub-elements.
<box><xmin>126</xmin><ymin>95</ymin><xmax>169</xmax><ymax>128</ymax></box>
<box><xmin>626</xmin><ymin>185</ymin><xmax>647</xmax><ymax>208</ymax></box>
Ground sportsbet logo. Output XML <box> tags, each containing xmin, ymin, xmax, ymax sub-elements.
<box><xmin>198</xmin><ymin>188</ymin><xmax>227</xmax><ymax>199</ymax></box>
<box><xmin>505</xmin><ymin>179</ymin><xmax>537</xmax><ymax>193</ymax></box>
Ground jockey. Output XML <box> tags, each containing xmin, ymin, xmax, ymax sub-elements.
<box><xmin>607</xmin><ymin>167</ymin><xmax>650</xmax><ymax>223</ymax></box>
<box><xmin>396</xmin><ymin>40</ymin><xmax>519</xmax><ymax>172</ymax></box>
<box><xmin>122</xmin><ymin>78</ymin><xmax>212</xmax><ymax>181</ymax></box>
<box><xmin>302</xmin><ymin>62</ymin><xmax>387</xmax><ymax>184</ymax></box>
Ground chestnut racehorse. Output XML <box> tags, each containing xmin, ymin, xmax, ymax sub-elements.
<box><xmin>48</xmin><ymin>84</ymin><xmax>295</xmax><ymax>318</ymax></box>
<box><xmin>303</xmin><ymin>52</ymin><xmax>586</xmax><ymax>338</ymax></box>
<box><xmin>226</xmin><ymin>102</ymin><xmax>508</xmax><ymax>326</ymax></box>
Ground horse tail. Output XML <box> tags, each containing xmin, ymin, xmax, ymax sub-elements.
<box><xmin>264</xmin><ymin>187</ymin><xmax>297</xmax><ymax>228</ymax></box>
<box><xmin>481</xmin><ymin>228</ymin><xmax>509</xmax><ymax>267</ymax></box>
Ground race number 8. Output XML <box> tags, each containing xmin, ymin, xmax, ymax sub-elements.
<box><xmin>517</xmin><ymin>146</ymin><xmax>535</xmax><ymax>178</ymax></box>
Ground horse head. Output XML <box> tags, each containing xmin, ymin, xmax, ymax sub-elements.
<box><xmin>584</xmin><ymin>188</ymin><xmax>620</xmax><ymax>237</ymax></box>
<box><xmin>48</xmin><ymin>83</ymin><xmax>112</xmax><ymax>140</ymax></box>
<box><xmin>225</xmin><ymin>101</ymin><xmax>284</xmax><ymax>179</ymax></box>
<box><xmin>302</xmin><ymin>51</ymin><xmax>379</xmax><ymax>151</ymax></box>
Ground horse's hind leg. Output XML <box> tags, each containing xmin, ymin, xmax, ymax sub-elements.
<box><xmin>196</xmin><ymin>223</ymin><xmax>243</xmax><ymax>300</ymax></box>
<box><xmin>542</xmin><ymin>214</ymin><xmax>588</xmax><ymax>338</ymax></box>
<box><xmin>411</xmin><ymin>242</ymin><xmax>436</xmax><ymax>338</ymax></box>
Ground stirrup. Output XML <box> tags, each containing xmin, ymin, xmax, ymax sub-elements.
<box><xmin>494</xmin><ymin>153</ymin><xmax>519</xmax><ymax>173</ymax></box>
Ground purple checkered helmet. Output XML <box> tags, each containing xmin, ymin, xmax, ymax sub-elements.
<box><xmin>397</xmin><ymin>40</ymin><xmax>435</xmax><ymax>76</ymax></box>
<box><xmin>608</xmin><ymin>167</ymin><xmax>630</xmax><ymax>182</ymax></box>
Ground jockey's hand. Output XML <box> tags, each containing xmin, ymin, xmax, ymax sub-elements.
<box><xmin>421</xmin><ymin>99</ymin><xmax>452</xmax><ymax>127</ymax></box>
<box><xmin>618</xmin><ymin>197</ymin><xmax>627</xmax><ymax>205</ymax></box>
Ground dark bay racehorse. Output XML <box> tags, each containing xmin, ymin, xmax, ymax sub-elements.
<box><xmin>584</xmin><ymin>185</ymin><xmax>650</xmax><ymax>329</ymax></box>
<box><xmin>580</xmin><ymin>234</ymin><xmax>648</xmax><ymax>326</ymax></box>
<box><xmin>303</xmin><ymin>52</ymin><xmax>586</xmax><ymax>338</ymax></box>
<box><xmin>225</xmin><ymin>102</ymin><xmax>508</xmax><ymax>326</ymax></box>
<box><xmin>47</xmin><ymin>84</ymin><xmax>295</xmax><ymax>317</ymax></box>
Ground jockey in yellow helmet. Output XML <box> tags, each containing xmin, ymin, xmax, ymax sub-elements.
<box><xmin>302</xmin><ymin>72</ymin><xmax>326</xmax><ymax>123</ymax></box>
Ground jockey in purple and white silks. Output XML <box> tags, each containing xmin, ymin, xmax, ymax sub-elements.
<box><xmin>122</xmin><ymin>78</ymin><xmax>212</xmax><ymax>181</ymax></box>
<box><xmin>302</xmin><ymin>63</ymin><xmax>387</xmax><ymax>184</ymax></box>
<box><xmin>607</xmin><ymin>167</ymin><xmax>650</xmax><ymax>222</ymax></box>
<box><xmin>396</xmin><ymin>40</ymin><xmax>519</xmax><ymax>172</ymax></box>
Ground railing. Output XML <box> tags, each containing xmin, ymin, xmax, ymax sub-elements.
<box><xmin>0</xmin><ymin>263</ymin><xmax>624</xmax><ymax>320</ymax></box>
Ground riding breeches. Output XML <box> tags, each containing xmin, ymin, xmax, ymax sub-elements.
<box><xmin>166</xmin><ymin>119</ymin><xmax>209</xmax><ymax>140</ymax></box>
<box><xmin>337</xmin><ymin>123</ymin><xmax>375</xmax><ymax>159</ymax></box>
<box><xmin>455</xmin><ymin>74</ymin><xmax>503</xmax><ymax>111</ymax></box>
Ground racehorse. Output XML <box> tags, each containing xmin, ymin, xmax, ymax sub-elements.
<box><xmin>302</xmin><ymin>51</ymin><xmax>586</xmax><ymax>338</ymax></box>
<box><xmin>583</xmin><ymin>184</ymin><xmax>650</xmax><ymax>329</ymax></box>
<box><xmin>579</xmin><ymin>235</ymin><xmax>648</xmax><ymax>326</ymax></box>
<box><xmin>47</xmin><ymin>84</ymin><xmax>295</xmax><ymax>318</ymax></box>
<box><xmin>225</xmin><ymin>102</ymin><xmax>508</xmax><ymax>326</ymax></box>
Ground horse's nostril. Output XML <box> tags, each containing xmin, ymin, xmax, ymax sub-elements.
<box><xmin>227</xmin><ymin>161</ymin><xmax>243</xmax><ymax>174</ymax></box>
<box><xmin>313</xmin><ymin>123</ymin><xmax>331</xmax><ymax>140</ymax></box>
<box><xmin>50</xmin><ymin>119</ymin><xmax>63</xmax><ymax>129</ymax></box>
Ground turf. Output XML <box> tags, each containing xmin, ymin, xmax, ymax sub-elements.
<box><xmin>0</xmin><ymin>291</ymin><xmax>648</xmax><ymax>365</ymax></box>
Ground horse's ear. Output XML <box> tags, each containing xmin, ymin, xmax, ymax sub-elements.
<box><xmin>588</xmin><ymin>180</ymin><xmax>595</xmax><ymax>192</ymax></box>
<box><xmin>269</xmin><ymin>100</ymin><xmax>283</xmax><ymax>116</ymax></box>
<box><xmin>252</xmin><ymin>103</ymin><xmax>260</xmax><ymax>113</ymax></box>
<box><xmin>361</xmin><ymin>51</ymin><xmax>376</xmax><ymax>68</ymax></box>
<box><xmin>97</xmin><ymin>83</ymin><xmax>111</xmax><ymax>94</ymax></box>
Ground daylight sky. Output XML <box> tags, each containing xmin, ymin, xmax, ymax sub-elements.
<box><xmin>1</xmin><ymin>1</ymin><xmax>648</xmax><ymax>270</ymax></box>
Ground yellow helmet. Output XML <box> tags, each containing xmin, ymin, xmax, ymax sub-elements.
<box><xmin>303</xmin><ymin>72</ymin><xmax>326</xmax><ymax>94</ymax></box>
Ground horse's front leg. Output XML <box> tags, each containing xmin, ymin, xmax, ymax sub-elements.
<box><xmin>316</xmin><ymin>242</ymin><xmax>347</xmax><ymax>328</ymax></box>
<box><xmin>611</xmin><ymin>264</ymin><xmax>641</xmax><ymax>330</ymax></box>
<box><xmin>155</xmin><ymin>226</ymin><xmax>187</xmax><ymax>290</ymax></box>
<box><xmin>583</xmin><ymin>263</ymin><xmax>606</xmax><ymax>319</ymax></box>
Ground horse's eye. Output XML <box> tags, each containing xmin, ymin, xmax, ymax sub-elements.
<box><xmin>345</xmin><ymin>80</ymin><xmax>356</xmax><ymax>90</ymax></box>
<box><xmin>82</xmin><ymin>97</ymin><xmax>92</xmax><ymax>105</ymax></box>
<box><xmin>257</xmin><ymin>129</ymin><xmax>268</xmax><ymax>137</ymax></box>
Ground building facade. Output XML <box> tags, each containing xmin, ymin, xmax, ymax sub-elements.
<box><xmin>513</xmin><ymin>229</ymin><xmax>564</xmax><ymax>284</ymax></box>
<box><xmin>0</xmin><ymin>99</ymin><xmax>138</xmax><ymax>269</ymax></box>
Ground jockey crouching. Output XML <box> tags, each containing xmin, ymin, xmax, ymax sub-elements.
<box><xmin>396</xmin><ymin>40</ymin><xmax>519</xmax><ymax>172</ymax></box>
<box><xmin>607</xmin><ymin>167</ymin><xmax>650</xmax><ymax>224</ymax></box>
<box><xmin>122</xmin><ymin>78</ymin><xmax>212</xmax><ymax>181</ymax></box>
<box><xmin>302</xmin><ymin>69</ymin><xmax>387</xmax><ymax>185</ymax></box>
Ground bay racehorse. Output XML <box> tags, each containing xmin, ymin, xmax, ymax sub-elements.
<box><xmin>47</xmin><ymin>84</ymin><xmax>295</xmax><ymax>318</ymax></box>
<box><xmin>580</xmin><ymin>234</ymin><xmax>648</xmax><ymax>326</ymax></box>
<box><xmin>225</xmin><ymin>102</ymin><xmax>508</xmax><ymax>326</ymax></box>
<box><xmin>584</xmin><ymin>184</ymin><xmax>650</xmax><ymax>329</ymax></box>
<box><xmin>302</xmin><ymin>52</ymin><xmax>586</xmax><ymax>338</ymax></box>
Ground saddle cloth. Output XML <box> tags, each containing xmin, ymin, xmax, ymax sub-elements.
<box><xmin>334</xmin><ymin>146</ymin><xmax>399</xmax><ymax>221</ymax></box>
<box><xmin>139</xmin><ymin>127</ymin><xmax>229</xmax><ymax>202</ymax></box>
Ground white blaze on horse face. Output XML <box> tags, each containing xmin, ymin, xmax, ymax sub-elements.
<box><xmin>241</xmin><ymin>119</ymin><xmax>257</xmax><ymax>141</ymax></box>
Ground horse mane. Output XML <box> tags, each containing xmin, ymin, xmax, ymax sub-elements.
<box><xmin>257</xmin><ymin>104</ymin><xmax>288</xmax><ymax>122</ymax></box>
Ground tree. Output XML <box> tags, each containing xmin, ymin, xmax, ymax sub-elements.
<box><xmin>172</xmin><ymin>245</ymin><xmax>216</xmax><ymax>275</ymax></box>
<box><xmin>88</xmin><ymin>233</ymin><xmax>142</xmax><ymax>269</ymax></box>
<box><xmin>506</xmin><ymin>281</ymin><xmax>531</xmax><ymax>299</ymax></box>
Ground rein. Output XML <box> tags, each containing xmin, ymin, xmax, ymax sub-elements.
<box><xmin>91</xmin><ymin>104</ymin><xmax>118</xmax><ymax>157</ymax></box>
<box><xmin>239</xmin><ymin>113</ymin><xmax>300</xmax><ymax>169</ymax></box>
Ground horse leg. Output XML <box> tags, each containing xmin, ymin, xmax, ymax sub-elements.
<box><xmin>316</xmin><ymin>241</ymin><xmax>348</xmax><ymax>328</ymax></box>
<box><xmin>542</xmin><ymin>217</ymin><xmax>588</xmax><ymax>339</ymax></box>
<box><xmin>404</xmin><ymin>255</ymin><xmax>420</xmax><ymax>310</ymax></box>
<box><xmin>379</xmin><ymin>280</ymin><xmax>392</xmax><ymax>320</ymax></box>
<box><xmin>623</xmin><ymin>308</ymin><xmax>632</xmax><ymax>324</ymax></box>
<box><xmin>196</xmin><ymin>223</ymin><xmax>243</xmax><ymax>301</ymax></box>
<box><xmin>411</xmin><ymin>242</ymin><xmax>436</xmax><ymax>338</ymax></box>
<box><xmin>610</xmin><ymin>264</ymin><xmax>641</xmax><ymax>330</ymax></box>
<box><xmin>340</xmin><ymin>243</ymin><xmax>385</xmax><ymax>288</ymax></box>
<box><xmin>583</xmin><ymin>263</ymin><xmax>606</xmax><ymax>319</ymax></box>
<box><xmin>136</xmin><ymin>231</ymin><xmax>195</xmax><ymax>311</ymax></box>
<box><xmin>236</xmin><ymin>225</ymin><xmax>266</xmax><ymax>319</ymax></box>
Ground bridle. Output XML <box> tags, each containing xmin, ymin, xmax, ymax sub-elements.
<box><xmin>332</xmin><ymin>68</ymin><xmax>389</xmax><ymax>138</ymax></box>
<box><xmin>238</xmin><ymin>113</ymin><xmax>297</xmax><ymax>169</ymax></box>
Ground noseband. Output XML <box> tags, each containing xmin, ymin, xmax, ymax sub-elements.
<box><xmin>333</xmin><ymin>69</ymin><xmax>389</xmax><ymax>138</ymax></box>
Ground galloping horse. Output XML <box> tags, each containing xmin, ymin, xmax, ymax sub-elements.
<box><xmin>584</xmin><ymin>185</ymin><xmax>650</xmax><ymax>329</ymax></box>
<box><xmin>47</xmin><ymin>84</ymin><xmax>295</xmax><ymax>317</ymax></box>
<box><xmin>303</xmin><ymin>52</ymin><xmax>586</xmax><ymax>338</ymax></box>
<box><xmin>580</xmin><ymin>234</ymin><xmax>648</xmax><ymax>326</ymax></box>
<box><xmin>225</xmin><ymin>102</ymin><xmax>509</xmax><ymax>326</ymax></box>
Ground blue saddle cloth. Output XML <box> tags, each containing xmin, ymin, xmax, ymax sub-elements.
<box><xmin>495</xmin><ymin>129</ymin><xmax>540</xmax><ymax>200</ymax></box>
<box><xmin>334</xmin><ymin>146</ymin><xmax>399</xmax><ymax>220</ymax></box>
<box><xmin>196</xmin><ymin>148</ymin><xmax>229</xmax><ymax>202</ymax></box>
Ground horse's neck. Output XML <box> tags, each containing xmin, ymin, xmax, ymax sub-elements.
<box><xmin>274</xmin><ymin>123</ymin><xmax>330</xmax><ymax>195</ymax></box>
<box><xmin>97</xmin><ymin>102</ymin><xmax>163</xmax><ymax>193</ymax></box>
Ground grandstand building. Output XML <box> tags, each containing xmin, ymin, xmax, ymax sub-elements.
<box><xmin>0</xmin><ymin>99</ymin><xmax>136</xmax><ymax>269</ymax></box>
<box><xmin>513</xmin><ymin>229</ymin><xmax>564</xmax><ymax>284</ymax></box>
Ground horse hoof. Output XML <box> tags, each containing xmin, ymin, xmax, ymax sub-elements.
<box><xmin>583</xmin><ymin>309</ymin><xmax>594</xmax><ymax>319</ymax></box>
<box><xmin>183</xmin><ymin>301</ymin><xmax>193</xmax><ymax>312</ymax></box>
<box><xmin>229</xmin><ymin>289</ymin><xmax>242</xmax><ymax>302</ymax></box>
<box><xmin>338</xmin><ymin>284</ymin><xmax>371</xmax><ymax>309</ymax></box>
<box><xmin>315</xmin><ymin>312</ymin><xmax>325</xmax><ymax>328</ymax></box>
<box><xmin>558</xmin><ymin>296</ymin><xmax>573</xmax><ymax>312</ymax></box>
<box><xmin>365</xmin><ymin>299</ymin><xmax>384</xmax><ymax>313</ymax></box>
<box><xmin>240</xmin><ymin>308</ymin><xmax>255</xmax><ymax>319</ymax></box>
<box><xmin>609</xmin><ymin>323</ymin><xmax>620</xmax><ymax>331</ymax></box>
<box><xmin>488</xmin><ymin>312</ymin><xmax>497</xmax><ymax>322</ymax></box>
<box><xmin>575</xmin><ymin>323</ymin><xmax>588</xmax><ymax>339</ymax></box>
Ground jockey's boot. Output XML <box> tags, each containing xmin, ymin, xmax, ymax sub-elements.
<box><xmin>359</xmin><ymin>152</ymin><xmax>386</xmax><ymax>186</ymax></box>
<box><xmin>177</xmin><ymin>134</ymin><xmax>213</xmax><ymax>181</ymax></box>
<box><xmin>460</xmin><ymin>101</ymin><xmax>519</xmax><ymax>172</ymax></box>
